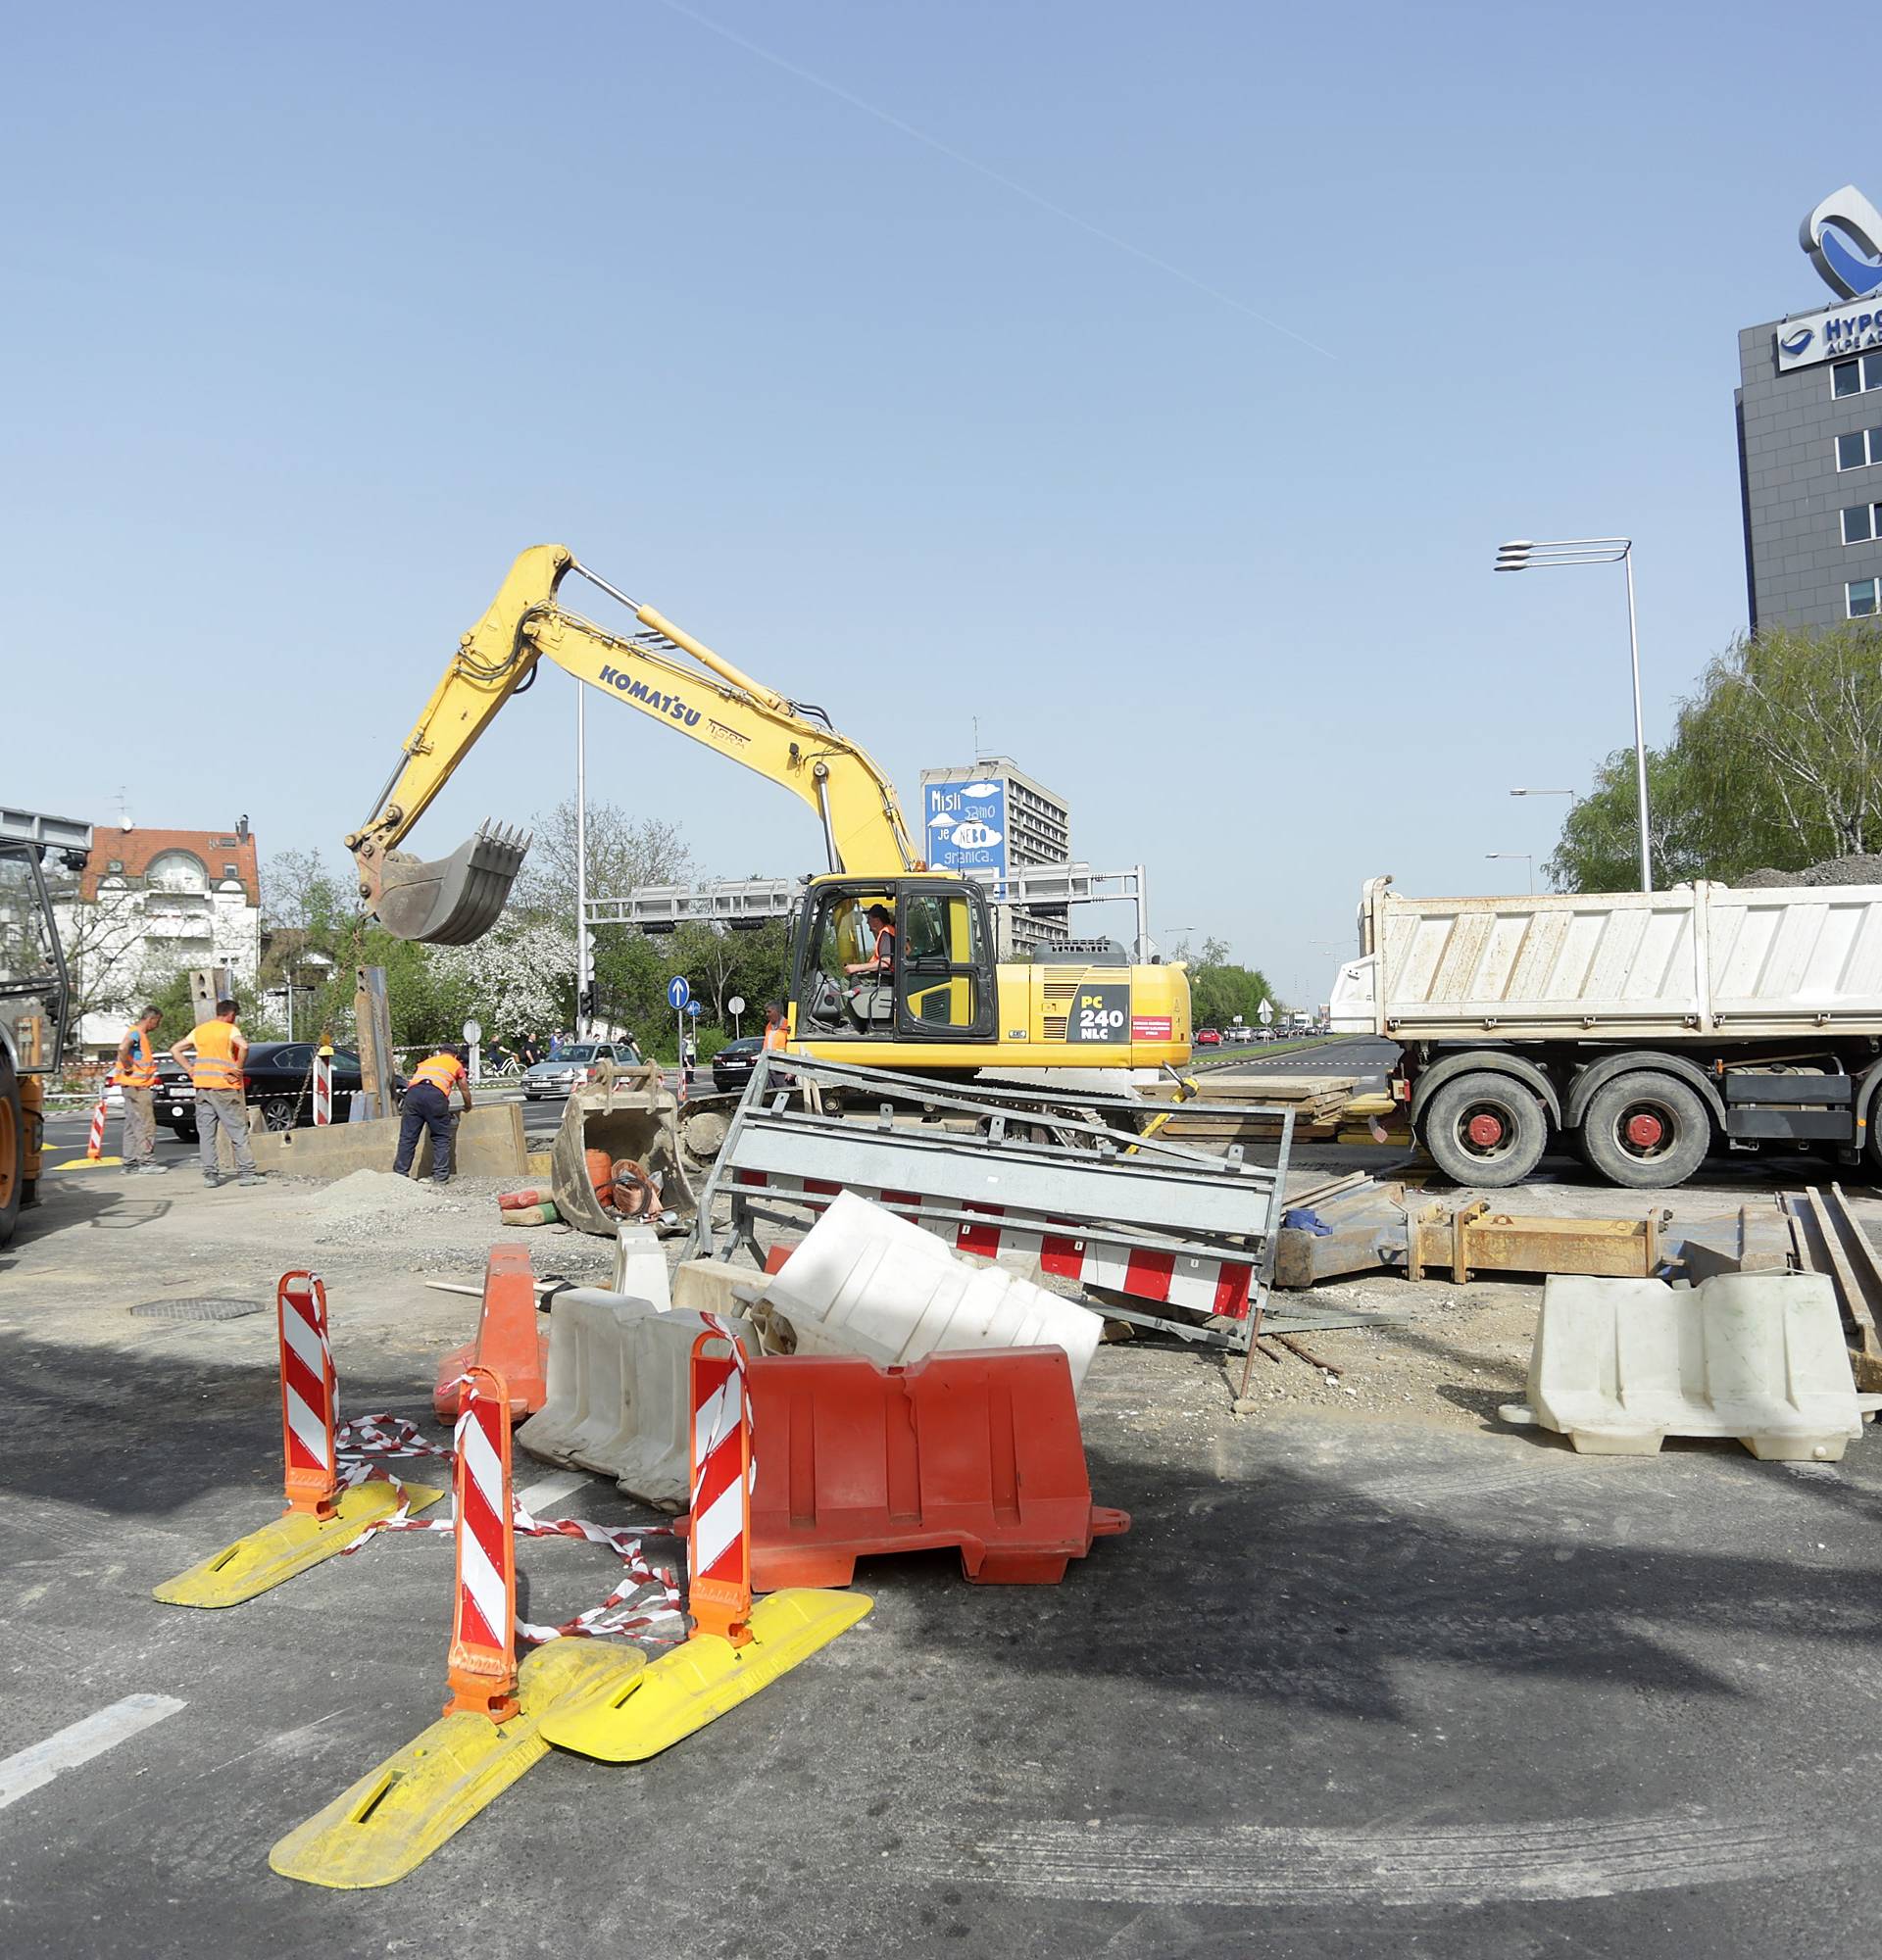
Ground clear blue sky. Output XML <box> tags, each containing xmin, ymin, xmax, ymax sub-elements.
<box><xmin>2</xmin><ymin>2</ymin><xmax>1859</xmax><ymax>1004</ymax></box>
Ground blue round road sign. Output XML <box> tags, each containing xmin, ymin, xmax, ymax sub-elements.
<box><xmin>687</xmin><ymin>1002</ymin><xmax>701</xmax><ymax>1017</ymax></box>
<box><xmin>667</xmin><ymin>976</ymin><xmax>691</xmax><ymax>1010</ymax></box>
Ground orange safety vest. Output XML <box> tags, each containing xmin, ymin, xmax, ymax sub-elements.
<box><xmin>119</xmin><ymin>1026</ymin><xmax>159</xmax><ymax>1089</ymax></box>
<box><xmin>411</xmin><ymin>1053</ymin><xmax>465</xmax><ymax>1097</ymax></box>
<box><xmin>763</xmin><ymin>1023</ymin><xmax>789</xmax><ymax>1052</ymax></box>
<box><xmin>189</xmin><ymin>1019</ymin><xmax>242</xmax><ymax>1093</ymax></box>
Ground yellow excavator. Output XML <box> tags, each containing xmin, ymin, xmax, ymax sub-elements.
<box><xmin>347</xmin><ymin>546</ymin><xmax>1189</xmax><ymax>1072</ymax></box>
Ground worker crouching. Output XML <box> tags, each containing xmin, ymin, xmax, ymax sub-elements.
<box><xmin>396</xmin><ymin>1045</ymin><xmax>472</xmax><ymax>1186</ymax></box>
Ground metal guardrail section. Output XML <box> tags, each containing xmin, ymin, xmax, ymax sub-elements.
<box><xmin>687</xmin><ymin>1053</ymin><xmax>1297</xmax><ymax>1349</ymax></box>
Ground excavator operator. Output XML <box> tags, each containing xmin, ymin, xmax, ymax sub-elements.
<box><xmin>842</xmin><ymin>903</ymin><xmax>897</xmax><ymax>1024</ymax></box>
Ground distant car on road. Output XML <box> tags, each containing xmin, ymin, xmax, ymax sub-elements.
<box><xmin>711</xmin><ymin>1036</ymin><xmax>764</xmax><ymax>1095</ymax></box>
<box><xmin>156</xmin><ymin>1043</ymin><xmax>397</xmax><ymax>1141</ymax></box>
<box><xmin>1195</xmin><ymin>1028</ymin><xmax>1222</xmax><ymax>1048</ymax></box>
<box><xmin>521</xmin><ymin>1041</ymin><xmax>643</xmax><ymax>1100</ymax></box>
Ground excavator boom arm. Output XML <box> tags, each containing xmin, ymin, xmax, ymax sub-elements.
<box><xmin>347</xmin><ymin>546</ymin><xmax>918</xmax><ymax>943</ymax></box>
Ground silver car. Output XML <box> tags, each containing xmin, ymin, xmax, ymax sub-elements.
<box><xmin>520</xmin><ymin>1040</ymin><xmax>641</xmax><ymax>1099</ymax></box>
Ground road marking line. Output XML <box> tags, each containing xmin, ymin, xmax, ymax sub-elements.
<box><xmin>517</xmin><ymin>1470</ymin><xmax>591</xmax><ymax>1515</ymax></box>
<box><xmin>0</xmin><ymin>1694</ymin><xmax>186</xmax><ymax>1810</ymax></box>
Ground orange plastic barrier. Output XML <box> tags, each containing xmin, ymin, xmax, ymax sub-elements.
<box><xmin>743</xmin><ymin>1347</ymin><xmax>1129</xmax><ymax>1588</ymax></box>
<box><xmin>433</xmin><ymin>1245</ymin><xmax>551</xmax><ymax>1421</ymax></box>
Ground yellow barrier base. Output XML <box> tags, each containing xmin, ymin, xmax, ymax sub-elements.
<box><xmin>154</xmin><ymin>1481</ymin><xmax>443</xmax><ymax>1608</ymax></box>
<box><xmin>542</xmin><ymin>1589</ymin><xmax>872</xmax><ymax>1763</ymax></box>
<box><xmin>271</xmin><ymin>1641</ymin><xmax>648</xmax><ymax>1889</ymax></box>
<box><xmin>53</xmin><ymin>1155</ymin><xmax>124</xmax><ymax>1169</ymax></box>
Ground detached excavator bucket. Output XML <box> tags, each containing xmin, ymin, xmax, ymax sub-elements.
<box><xmin>373</xmin><ymin>822</ymin><xmax>529</xmax><ymax>945</ymax></box>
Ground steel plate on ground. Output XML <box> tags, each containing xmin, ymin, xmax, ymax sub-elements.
<box><xmin>131</xmin><ymin>1297</ymin><xmax>264</xmax><ymax>1321</ymax></box>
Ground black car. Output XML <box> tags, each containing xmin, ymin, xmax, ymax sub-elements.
<box><xmin>712</xmin><ymin>1036</ymin><xmax>765</xmax><ymax>1095</ymax></box>
<box><xmin>156</xmin><ymin>1043</ymin><xmax>394</xmax><ymax>1141</ymax></box>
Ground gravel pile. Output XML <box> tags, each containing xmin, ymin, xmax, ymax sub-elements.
<box><xmin>1733</xmin><ymin>854</ymin><xmax>1882</xmax><ymax>889</ymax></box>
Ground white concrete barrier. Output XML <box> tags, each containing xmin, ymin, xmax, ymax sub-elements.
<box><xmin>517</xmin><ymin>1289</ymin><xmax>752</xmax><ymax>1510</ymax></box>
<box><xmin>764</xmin><ymin>1190</ymin><xmax>1101</xmax><ymax>1392</ymax></box>
<box><xmin>1501</xmin><ymin>1272</ymin><xmax>1882</xmax><ymax>1460</ymax></box>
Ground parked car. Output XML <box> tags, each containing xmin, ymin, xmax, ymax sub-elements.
<box><xmin>1194</xmin><ymin>1028</ymin><xmax>1222</xmax><ymax>1048</ymax></box>
<box><xmin>520</xmin><ymin>1041</ymin><xmax>643</xmax><ymax>1100</ymax></box>
<box><xmin>156</xmin><ymin>1043</ymin><xmax>396</xmax><ymax>1141</ymax></box>
<box><xmin>711</xmin><ymin>1036</ymin><xmax>764</xmax><ymax>1095</ymax></box>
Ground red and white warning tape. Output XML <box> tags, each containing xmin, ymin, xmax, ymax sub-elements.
<box><xmin>333</xmin><ymin>1406</ymin><xmax>682</xmax><ymax>1644</ymax></box>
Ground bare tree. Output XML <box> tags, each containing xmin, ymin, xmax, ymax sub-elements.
<box><xmin>512</xmin><ymin>801</ymin><xmax>694</xmax><ymax>926</ymax></box>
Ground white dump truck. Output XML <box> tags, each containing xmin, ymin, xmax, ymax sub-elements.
<box><xmin>1328</xmin><ymin>874</ymin><xmax>1882</xmax><ymax>1189</ymax></box>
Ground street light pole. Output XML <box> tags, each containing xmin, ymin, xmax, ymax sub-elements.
<box><xmin>1495</xmin><ymin>538</ymin><xmax>1653</xmax><ymax>892</ymax></box>
<box><xmin>575</xmin><ymin>678</ymin><xmax>589</xmax><ymax>1034</ymax></box>
<box><xmin>1622</xmin><ymin>546</ymin><xmax>1652</xmax><ymax>897</ymax></box>
<box><xmin>1486</xmin><ymin>851</ymin><xmax>1534</xmax><ymax>895</ymax></box>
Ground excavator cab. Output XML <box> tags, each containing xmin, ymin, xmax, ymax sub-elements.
<box><xmin>792</xmin><ymin>877</ymin><xmax>996</xmax><ymax>1045</ymax></box>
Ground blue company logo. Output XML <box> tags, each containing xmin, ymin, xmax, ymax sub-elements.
<box><xmin>1802</xmin><ymin>186</ymin><xmax>1882</xmax><ymax>301</ymax></box>
<box><xmin>1780</xmin><ymin>325</ymin><xmax>1815</xmax><ymax>358</ymax></box>
<box><xmin>595</xmin><ymin>663</ymin><xmax>701</xmax><ymax>727</ymax></box>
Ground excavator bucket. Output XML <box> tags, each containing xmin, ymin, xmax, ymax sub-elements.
<box><xmin>373</xmin><ymin>823</ymin><xmax>530</xmax><ymax>945</ymax></box>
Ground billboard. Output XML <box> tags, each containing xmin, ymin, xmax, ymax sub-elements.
<box><xmin>923</xmin><ymin>778</ymin><xmax>1009</xmax><ymax>883</ymax></box>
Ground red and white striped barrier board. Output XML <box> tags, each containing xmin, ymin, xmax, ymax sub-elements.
<box><xmin>686</xmin><ymin>1314</ymin><xmax>753</xmax><ymax>1645</ymax></box>
<box><xmin>731</xmin><ymin>1169</ymin><xmax>1256</xmax><ymax>1321</ymax></box>
<box><xmin>86</xmin><ymin>1091</ymin><xmax>109</xmax><ymax>1161</ymax></box>
<box><xmin>278</xmin><ymin>1272</ymin><xmax>340</xmax><ymax>1519</ymax></box>
<box><xmin>312</xmin><ymin>1048</ymin><xmax>333</xmax><ymax>1127</ymax></box>
<box><xmin>445</xmin><ymin>1365</ymin><xmax>520</xmax><ymax>1721</ymax></box>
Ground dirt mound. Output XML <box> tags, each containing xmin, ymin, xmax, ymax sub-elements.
<box><xmin>302</xmin><ymin>1167</ymin><xmax>439</xmax><ymax>1216</ymax></box>
<box><xmin>1731</xmin><ymin>854</ymin><xmax>1882</xmax><ymax>889</ymax></box>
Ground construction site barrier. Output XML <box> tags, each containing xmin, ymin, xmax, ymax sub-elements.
<box><xmin>516</xmin><ymin>1292</ymin><xmax>755</xmax><ymax>1508</ymax></box>
<box><xmin>1502</xmin><ymin>1271</ymin><xmax>1882</xmax><ymax>1460</ymax></box>
<box><xmin>278</xmin><ymin>1272</ymin><xmax>340</xmax><ymax>1519</ymax></box>
<box><xmin>744</xmin><ymin>1345</ymin><xmax>1129</xmax><ymax>1588</ymax></box>
<box><xmin>764</xmin><ymin>1191</ymin><xmax>1101</xmax><ymax>1389</ymax></box>
<box><xmin>687</xmin><ymin>1322</ymin><xmax>753</xmax><ymax>1643</ymax></box>
<box><xmin>445</xmin><ymin>1365</ymin><xmax>520</xmax><ymax>1720</ymax></box>
<box><xmin>313</xmin><ymin>1046</ymin><xmax>333</xmax><ymax>1126</ymax></box>
<box><xmin>433</xmin><ymin>1245</ymin><xmax>550</xmax><ymax>1421</ymax></box>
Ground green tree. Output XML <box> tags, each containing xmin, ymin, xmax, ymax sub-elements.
<box><xmin>1542</xmin><ymin>746</ymin><xmax>1709</xmax><ymax>893</ymax></box>
<box><xmin>1546</xmin><ymin>621</ymin><xmax>1882</xmax><ymax>891</ymax></box>
<box><xmin>1170</xmin><ymin>935</ymin><xmax>1280</xmax><ymax>1029</ymax></box>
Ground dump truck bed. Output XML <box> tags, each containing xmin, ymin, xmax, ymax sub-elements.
<box><xmin>1328</xmin><ymin>875</ymin><xmax>1882</xmax><ymax>1042</ymax></box>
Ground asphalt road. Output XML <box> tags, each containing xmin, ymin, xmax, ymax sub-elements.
<box><xmin>3</xmin><ymin>1274</ymin><xmax>1881</xmax><ymax>1958</ymax></box>
<box><xmin>9</xmin><ymin>1049</ymin><xmax>1882</xmax><ymax>1956</ymax></box>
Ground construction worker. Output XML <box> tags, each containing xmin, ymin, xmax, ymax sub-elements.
<box><xmin>843</xmin><ymin>903</ymin><xmax>897</xmax><ymax>980</ymax></box>
<box><xmin>763</xmin><ymin>1001</ymin><xmax>790</xmax><ymax>1052</ymax></box>
<box><xmin>843</xmin><ymin>902</ymin><xmax>897</xmax><ymax>1023</ymax></box>
<box><xmin>113</xmin><ymin>1004</ymin><xmax>169</xmax><ymax>1176</ymax></box>
<box><xmin>171</xmin><ymin>997</ymin><xmax>264</xmax><ymax>1189</ymax></box>
<box><xmin>395</xmin><ymin>1043</ymin><xmax>471</xmax><ymax>1186</ymax></box>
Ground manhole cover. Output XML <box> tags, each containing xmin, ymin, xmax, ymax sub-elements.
<box><xmin>131</xmin><ymin>1297</ymin><xmax>265</xmax><ymax>1322</ymax></box>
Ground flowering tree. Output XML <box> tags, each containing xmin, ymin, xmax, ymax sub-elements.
<box><xmin>423</xmin><ymin>921</ymin><xmax>576</xmax><ymax>1044</ymax></box>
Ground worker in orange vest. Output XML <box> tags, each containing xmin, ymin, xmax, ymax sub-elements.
<box><xmin>114</xmin><ymin>1004</ymin><xmax>170</xmax><ymax>1176</ymax></box>
<box><xmin>763</xmin><ymin>1002</ymin><xmax>790</xmax><ymax>1052</ymax></box>
<box><xmin>395</xmin><ymin>1044</ymin><xmax>472</xmax><ymax>1185</ymax></box>
<box><xmin>170</xmin><ymin>997</ymin><xmax>264</xmax><ymax>1189</ymax></box>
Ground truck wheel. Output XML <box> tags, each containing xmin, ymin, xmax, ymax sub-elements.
<box><xmin>1420</xmin><ymin>1072</ymin><xmax>1549</xmax><ymax>1187</ymax></box>
<box><xmin>1578</xmin><ymin>1072</ymin><xmax>1711</xmax><ymax>1189</ymax></box>
<box><xmin>0</xmin><ymin>1054</ymin><xmax>21</xmax><ymax>1248</ymax></box>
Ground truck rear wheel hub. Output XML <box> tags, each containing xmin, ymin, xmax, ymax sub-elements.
<box><xmin>1624</xmin><ymin>1110</ymin><xmax>1664</xmax><ymax>1150</ymax></box>
<box><xmin>1465</xmin><ymin>1112</ymin><xmax>1505</xmax><ymax>1148</ymax></box>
